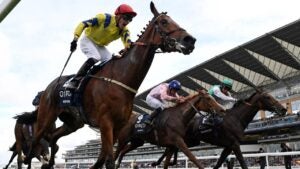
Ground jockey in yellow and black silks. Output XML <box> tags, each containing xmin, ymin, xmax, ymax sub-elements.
<box><xmin>64</xmin><ymin>4</ymin><xmax>137</xmax><ymax>89</ymax></box>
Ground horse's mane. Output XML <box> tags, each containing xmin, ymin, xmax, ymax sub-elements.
<box><xmin>232</xmin><ymin>91</ymin><xmax>257</xmax><ymax>108</ymax></box>
<box><xmin>13</xmin><ymin>109</ymin><xmax>38</xmax><ymax>124</ymax></box>
<box><xmin>137</xmin><ymin>12</ymin><xmax>168</xmax><ymax>40</ymax></box>
<box><xmin>173</xmin><ymin>93</ymin><xmax>199</xmax><ymax>107</ymax></box>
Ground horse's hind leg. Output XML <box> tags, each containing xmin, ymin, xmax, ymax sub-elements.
<box><xmin>16</xmin><ymin>144</ymin><xmax>23</xmax><ymax>169</ymax></box>
<box><xmin>26</xmin><ymin>159</ymin><xmax>32</xmax><ymax>169</ymax></box>
<box><xmin>30</xmin><ymin>108</ymin><xmax>57</xmax><ymax>161</ymax></box>
<box><xmin>213</xmin><ymin>147</ymin><xmax>232</xmax><ymax>169</ymax></box>
<box><xmin>3</xmin><ymin>151</ymin><xmax>17</xmax><ymax>169</ymax></box>
<box><xmin>45</xmin><ymin>123</ymin><xmax>80</xmax><ymax>169</ymax></box>
<box><xmin>175</xmin><ymin>138</ymin><xmax>204</xmax><ymax>169</ymax></box>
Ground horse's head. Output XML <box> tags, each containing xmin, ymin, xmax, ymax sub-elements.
<box><xmin>147</xmin><ymin>2</ymin><xmax>196</xmax><ymax>54</ymax></box>
<box><xmin>250</xmin><ymin>90</ymin><xmax>287</xmax><ymax>116</ymax></box>
<box><xmin>194</xmin><ymin>89</ymin><xmax>226</xmax><ymax>114</ymax></box>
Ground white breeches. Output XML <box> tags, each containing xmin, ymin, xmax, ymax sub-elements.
<box><xmin>146</xmin><ymin>95</ymin><xmax>167</xmax><ymax>111</ymax></box>
<box><xmin>80</xmin><ymin>34</ymin><xmax>112</xmax><ymax>62</ymax></box>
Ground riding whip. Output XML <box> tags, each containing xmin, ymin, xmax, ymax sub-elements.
<box><xmin>56</xmin><ymin>51</ymin><xmax>74</xmax><ymax>87</ymax></box>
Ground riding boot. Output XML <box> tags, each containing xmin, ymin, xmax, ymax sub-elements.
<box><xmin>145</xmin><ymin>108</ymin><xmax>162</xmax><ymax>125</ymax></box>
<box><xmin>64</xmin><ymin>58</ymin><xmax>97</xmax><ymax>89</ymax></box>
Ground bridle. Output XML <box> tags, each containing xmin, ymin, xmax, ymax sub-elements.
<box><xmin>134</xmin><ymin>13</ymin><xmax>187</xmax><ymax>53</ymax></box>
<box><xmin>243</xmin><ymin>92</ymin><xmax>282</xmax><ymax>114</ymax></box>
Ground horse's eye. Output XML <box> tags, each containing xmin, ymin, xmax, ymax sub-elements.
<box><xmin>160</xmin><ymin>19</ymin><xmax>168</xmax><ymax>26</ymax></box>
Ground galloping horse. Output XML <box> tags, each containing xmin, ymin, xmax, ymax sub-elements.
<box><xmin>29</xmin><ymin>2</ymin><xmax>196</xmax><ymax>169</ymax></box>
<box><xmin>152</xmin><ymin>90</ymin><xmax>287</xmax><ymax>169</ymax></box>
<box><xmin>4</xmin><ymin>110</ymin><xmax>50</xmax><ymax>169</ymax></box>
<box><xmin>114</xmin><ymin>90</ymin><xmax>225</xmax><ymax>169</ymax></box>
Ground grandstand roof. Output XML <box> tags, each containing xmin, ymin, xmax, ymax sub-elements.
<box><xmin>133</xmin><ymin>19</ymin><xmax>300</xmax><ymax>114</ymax></box>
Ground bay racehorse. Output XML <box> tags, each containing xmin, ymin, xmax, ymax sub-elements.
<box><xmin>114</xmin><ymin>90</ymin><xmax>225</xmax><ymax>169</ymax></box>
<box><xmin>4</xmin><ymin>110</ymin><xmax>51</xmax><ymax>169</ymax></box>
<box><xmin>152</xmin><ymin>90</ymin><xmax>287</xmax><ymax>169</ymax></box>
<box><xmin>28</xmin><ymin>2</ymin><xmax>196</xmax><ymax>169</ymax></box>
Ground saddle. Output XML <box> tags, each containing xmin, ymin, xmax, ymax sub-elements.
<box><xmin>59</xmin><ymin>61</ymin><xmax>108</xmax><ymax>107</ymax></box>
<box><xmin>194</xmin><ymin>114</ymin><xmax>223</xmax><ymax>135</ymax></box>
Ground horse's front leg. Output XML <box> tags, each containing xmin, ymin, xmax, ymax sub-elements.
<box><xmin>213</xmin><ymin>147</ymin><xmax>232</xmax><ymax>169</ymax></box>
<box><xmin>175</xmin><ymin>137</ymin><xmax>204</xmax><ymax>169</ymax></box>
<box><xmin>170</xmin><ymin>148</ymin><xmax>179</xmax><ymax>166</ymax></box>
<box><xmin>163</xmin><ymin>148</ymin><xmax>176</xmax><ymax>169</ymax></box>
<box><xmin>152</xmin><ymin>148</ymin><xmax>169</xmax><ymax>167</ymax></box>
<box><xmin>232</xmin><ymin>144</ymin><xmax>248</xmax><ymax>169</ymax></box>
<box><xmin>90</xmin><ymin>120</ymin><xmax>114</xmax><ymax>169</ymax></box>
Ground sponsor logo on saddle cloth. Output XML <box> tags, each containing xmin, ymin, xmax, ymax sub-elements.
<box><xmin>58</xmin><ymin>88</ymin><xmax>81</xmax><ymax>107</ymax></box>
<box><xmin>134</xmin><ymin>114</ymin><xmax>152</xmax><ymax>134</ymax></box>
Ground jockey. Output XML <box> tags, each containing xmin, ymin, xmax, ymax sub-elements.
<box><xmin>64</xmin><ymin>4</ymin><xmax>137</xmax><ymax>89</ymax></box>
<box><xmin>204</xmin><ymin>79</ymin><xmax>237</xmax><ymax>126</ymax></box>
<box><xmin>145</xmin><ymin>80</ymin><xmax>185</xmax><ymax>124</ymax></box>
<box><xmin>208</xmin><ymin>79</ymin><xmax>237</xmax><ymax>106</ymax></box>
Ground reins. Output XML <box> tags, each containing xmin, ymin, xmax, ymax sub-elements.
<box><xmin>187</xmin><ymin>96</ymin><xmax>212</xmax><ymax>117</ymax></box>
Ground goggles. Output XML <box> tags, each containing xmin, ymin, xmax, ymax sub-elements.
<box><xmin>122</xmin><ymin>14</ymin><xmax>133</xmax><ymax>22</ymax></box>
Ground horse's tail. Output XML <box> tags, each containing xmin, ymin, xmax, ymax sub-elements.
<box><xmin>9</xmin><ymin>142</ymin><xmax>16</xmax><ymax>151</ymax></box>
<box><xmin>13</xmin><ymin>109</ymin><xmax>38</xmax><ymax>124</ymax></box>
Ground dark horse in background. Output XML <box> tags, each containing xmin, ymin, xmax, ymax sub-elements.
<box><xmin>28</xmin><ymin>2</ymin><xmax>196</xmax><ymax>169</ymax></box>
<box><xmin>3</xmin><ymin>110</ymin><xmax>51</xmax><ymax>169</ymax></box>
<box><xmin>152</xmin><ymin>90</ymin><xmax>287</xmax><ymax>169</ymax></box>
<box><xmin>114</xmin><ymin>90</ymin><xmax>225</xmax><ymax>169</ymax></box>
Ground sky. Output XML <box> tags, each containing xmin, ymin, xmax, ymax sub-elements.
<box><xmin>0</xmin><ymin>0</ymin><xmax>299</xmax><ymax>166</ymax></box>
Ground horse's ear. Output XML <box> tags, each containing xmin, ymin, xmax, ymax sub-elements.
<box><xmin>150</xmin><ymin>1</ymin><xmax>159</xmax><ymax>17</ymax></box>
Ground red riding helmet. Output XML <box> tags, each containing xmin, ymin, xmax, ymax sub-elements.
<box><xmin>115</xmin><ymin>4</ymin><xmax>137</xmax><ymax>17</ymax></box>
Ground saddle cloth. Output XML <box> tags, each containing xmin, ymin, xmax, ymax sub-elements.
<box><xmin>134</xmin><ymin>114</ymin><xmax>152</xmax><ymax>135</ymax></box>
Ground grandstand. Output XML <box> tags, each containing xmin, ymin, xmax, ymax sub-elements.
<box><xmin>61</xmin><ymin>19</ymin><xmax>300</xmax><ymax>168</ymax></box>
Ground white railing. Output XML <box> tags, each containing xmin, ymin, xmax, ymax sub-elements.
<box><xmin>118</xmin><ymin>151</ymin><xmax>300</xmax><ymax>169</ymax></box>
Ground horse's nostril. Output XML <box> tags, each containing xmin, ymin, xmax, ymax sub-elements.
<box><xmin>183</xmin><ymin>35</ymin><xmax>196</xmax><ymax>45</ymax></box>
